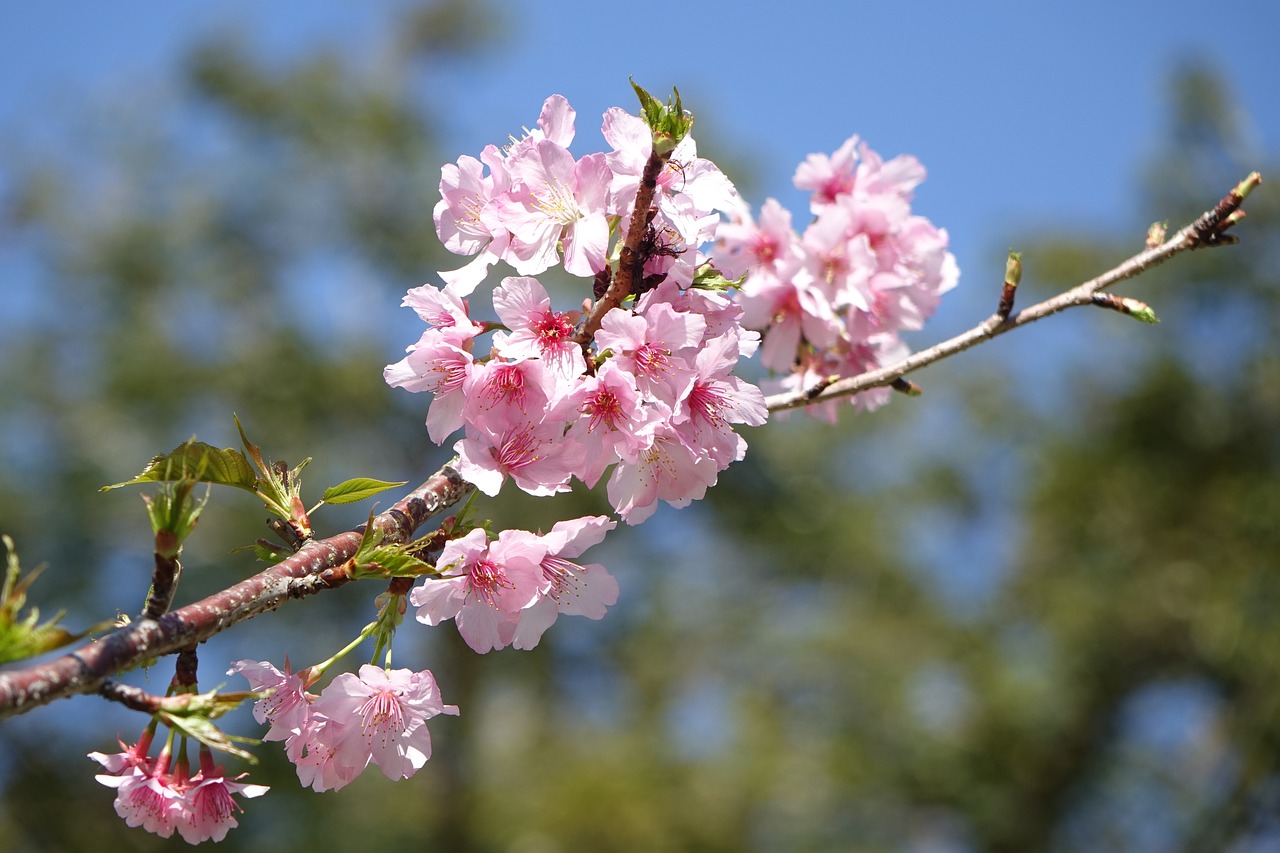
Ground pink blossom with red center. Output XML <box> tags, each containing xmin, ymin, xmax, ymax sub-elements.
<box><xmin>459</xmin><ymin>357</ymin><xmax>560</xmax><ymax>435</ymax></box>
<box><xmin>177</xmin><ymin>749</ymin><xmax>269</xmax><ymax>844</ymax></box>
<box><xmin>508</xmin><ymin>516</ymin><xmax>619</xmax><ymax>650</ymax></box>
<box><xmin>492</xmin><ymin>276</ymin><xmax>586</xmax><ymax>380</ymax></box>
<box><xmin>564</xmin><ymin>360</ymin><xmax>662</xmax><ymax>488</ymax></box>
<box><xmin>228</xmin><ymin>658</ymin><xmax>315</xmax><ymax>746</ymax></box>
<box><xmin>595</xmin><ymin>304</ymin><xmax>704</xmax><ymax>407</ymax></box>
<box><xmin>303</xmin><ymin>665</ymin><xmax>458</xmax><ymax>787</ymax></box>
<box><xmin>716</xmin><ymin>198</ymin><xmax>803</xmax><ymax>282</ymax></box>
<box><xmin>411</xmin><ymin>528</ymin><xmax>546</xmax><ymax>652</ymax></box>
<box><xmin>672</xmin><ymin>331</ymin><xmax>768</xmax><ymax>468</ymax></box>
<box><xmin>454</xmin><ymin>411</ymin><xmax>585</xmax><ymax>498</ymax></box>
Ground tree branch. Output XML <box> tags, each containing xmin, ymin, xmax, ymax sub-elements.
<box><xmin>0</xmin><ymin>174</ymin><xmax>1259</xmax><ymax>720</ymax></box>
<box><xmin>573</xmin><ymin>147</ymin><xmax>671</xmax><ymax>347</ymax></box>
<box><xmin>0</xmin><ymin>462</ymin><xmax>473</xmax><ymax>720</ymax></box>
<box><xmin>766</xmin><ymin>172</ymin><xmax>1260</xmax><ymax>413</ymax></box>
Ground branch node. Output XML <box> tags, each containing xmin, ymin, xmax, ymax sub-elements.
<box><xmin>803</xmin><ymin>375</ymin><xmax>841</xmax><ymax>401</ymax></box>
<box><xmin>1091</xmin><ymin>292</ymin><xmax>1159</xmax><ymax>324</ymax></box>
<box><xmin>996</xmin><ymin>250</ymin><xmax>1022</xmax><ymax>320</ymax></box>
<box><xmin>891</xmin><ymin>377</ymin><xmax>922</xmax><ymax>397</ymax></box>
<box><xmin>99</xmin><ymin>680</ymin><xmax>163</xmax><ymax>714</ymax></box>
<box><xmin>1146</xmin><ymin>221</ymin><xmax>1168</xmax><ymax>249</ymax></box>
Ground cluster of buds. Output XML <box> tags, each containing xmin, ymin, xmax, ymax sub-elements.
<box><xmin>90</xmin><ymin>730</ymin><xmax>268</xmax><ymax>843</ymax></box>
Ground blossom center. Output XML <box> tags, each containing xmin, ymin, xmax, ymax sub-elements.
<box><xmin>533</xmin><ymin>178</ymin><xmax>583</xmax><ymax>226</ymax></box>
<box><xmin>533</xmin><ymin>309</ymin><xmax>575</xmax><ymax>346</ymax></box>
<box><xmin>468</xmin><ymin>557</ymin><xmax>513</xmax><ymax>607</ymax></box>
<box><xmin>541</xmin><ymin>555</ymin><xmax>582</xmax><ymax>600</ymax></box>
<box><xmin>633</xmin><ymin>343</ymin><xmax>671</xmax><ymax>378</ymax></box>
<box><xmin>582</xmin><ymin>388</ymin><xmax>623</xmax><ymax>432</ymax></box>
<box><xmin>358</xmin><ymin>689</ymin><xmax>408</xmax><ymax>739</ymax></box>
<box><xmin>688</xmin><ymin>381</ymin><xmax>729</xmax><ymax>428</ymax></box>
<box><xmin>482</xmin><ymin>364</ymin><xmax>528</xmax><ymax>409</ymax></box>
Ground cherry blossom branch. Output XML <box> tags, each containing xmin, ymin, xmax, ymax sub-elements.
<box><xmin>766</xmin><ymin>172</ymin><xmax>1261</xmax><ymax>413</ymax></box>
<box><xmin>0</xmin><ymin>463</ymin><xmax>473</xmax><ymax>720</ymax></box>
<box><xmin>574</xmin><ymin>147</ymin><xmax>670</xmax><ymax>347</ymax></box>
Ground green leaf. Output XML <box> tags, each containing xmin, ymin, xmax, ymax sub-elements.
<box><xmin>354</xmin><ymin>543</ymin><xmax>434</xmax><ymax>579</ymax></box>
<box><xmin>157</xmin><ymin>689</ymin><xmax>261</xmax><ymax>761</ymax></box>
<box><xmin>630</xmin><ymin>79</ymin><xmax>663</xmax><ymax>126</ymax></box>
<box><xmin>693</xmin><ymin>265</ymin><xmax>745</xmax><ymax>292</ymax></box>
<box><xmin>101</xmin><ymin>440</ymin><xmax>256</xmax><ymax>492</ymax></box>
<box><xmin>320</xmin><ymin>478</ymin><xmax>409</xmax><ymax>505</ymax></box>
<box><xmin>0</xmin><ymin>535</ymin><xmax>84</xmax><ymax>664</ymax></box>
<box><xmin>629</xmin><ymin>79</ymin><xmax>694</xmax><ymax>153</ymax></box>
<box><xmin>160</xmin><ymin>712</ymin><xmax>258</xmax><ymax>762</ymax></box>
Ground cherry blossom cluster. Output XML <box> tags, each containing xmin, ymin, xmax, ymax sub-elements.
<box><xmin>229</xmin><ymin>660</ymin><xmax>458</xmax><ymax>793</ymax></box>
<box><xmin>413</xmin><ymin>515</ymin><xmax>619</xmax><ymax>653</ymax></box>
<box><xmin>209</xmin><ymin>513</ymin><xmax>618</xmax><ymax>805</ymax></box>
<box><xmin>90</xmin><ymin>730</ymin><xmax>268</xmax><ymax>843</ymax></box>
<box><xmin>719</xmin><ymin>135</ymin><xmax>959</xmax><ymax>418</ymax></box>
<box><xmin>385</xmin><ymin>94</ymin><xmax>768</xmax><ymax>526</ymax></box>
<box><xmin>88</xmin><ymin>90</ymin><xmax>959</xmax><ymax>844</ymax></box>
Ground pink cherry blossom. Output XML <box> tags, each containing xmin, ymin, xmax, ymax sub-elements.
<box><xmin>177</xmin><ymin>750</ymin><xmax>269</xmax><ymax>844</ymax></box>
<box><xmin>411</xmin><ymin>528</ymin><xmax>546</xmax><ymax>652</ymax></box>
<box><xmin>563</xmin><ymin>360</ymin><xmax>662</xmax><ymax>488</ymax></box>
<box><xmin>459</xmin><ymin>357</ymin><xmax>557</xmax><ymax>433</ymax></box>
<box><xmin>290</xmin><ymin>719</ymin><xmax>353</xmax><ymax>793</ymax></box>
<box><xmin>673</xmin><ymin>331</ymin><xmax>769</xmax><ymax>468</ymax></box>
<box><xmin>595</xmin><ymin>304</ymin><xmax>704</xmax><ymax>407</ymax></box>
<box><xmin>492</xmin><ymin>276</ymin><xmax>586</xmax><ymax>380</ymax></box>
<box><xmin>305</xmin><ymin>665</ymin><xmax>458</xmax><ymax>786</ymax></box>
<box><xmin>383</xmin><ymin>334</ymin><xmax>475</xmax><ymax>444</ymax></box>
<box><xmin>434</xmin><ymin>145</ymin><xmax>513</xmax><ymax>295</ymax></box>
<box><xmin>508</xmin><ymin>93</ymin><xmax>577</xmax><ymax>153</ymax></box>
<box><xmin>454</xmin><ymin>411</ymin><xmax>585</xmax><ymax>498</ymax></box>
<box><xmin>400</xmin><ymin>282</ymin><xmax>484</xmax><ymax>345</ymax></box>
<box><xmin>496</xmin><ymin>143</ymin><xmax>611</xmax><ymax>277</ymax></box>
<box><xmin>799</xmin><ymin>202</ymin><xmax>875</xmax><ymax>314</ymax></box>
<box><xmin>91</xmin><ymin>744</ymin><xmax>183</xmax><ymax>839</ymax></box>
<box><xmin>607</xmin><ymin>421</ymin><xmax>721</xmax><ymax>525</ymax></box>
<box><xmin>228</xmin><ymin>658</ymin><xmax>315</xmax><ymax>746</ymax></box>
<box><xmin>715</xmin><ymin>197</ymin><xmax>804</xmax><ymax>282</ymax></box>
<box><xmin>510</xmin><ymin>516</ymin><xmax>619</xmax><ymax>650</ymax></box>
<box><xmin>737</xmin><ymin>272</ymin><xmax>842</xmax><ymax>374</ymax></box>
<box><xmin>793</xmin><ymin>134</ymin><xmax>860</xmax><ymax>210</ymax></box>
<box><xmin>637</xmin><ymin>279</ymin><xmax>758</xmax><ymax>356</ymax></box>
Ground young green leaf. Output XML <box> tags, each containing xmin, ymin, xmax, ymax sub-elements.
<box><xmin>320</xmin><ymin>478</ymin><xmax>409</xmax><ymax>505</ymax></box>
<box><xmin>0</xmin><ymin>536</ymin><xmax>81</xmax><ymax>664</ymax></box>
<box><xmin>101</xmin><ymin>440</ymin><xmax>256</xmax><ymax>492</ymax></box>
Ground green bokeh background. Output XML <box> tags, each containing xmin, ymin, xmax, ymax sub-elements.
<box><xmin>1</xmin><ymin>3</ymin><xmax>1277</xmax><ymax>850</ymax></box>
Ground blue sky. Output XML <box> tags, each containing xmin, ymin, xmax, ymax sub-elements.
<box><xmin>3</xmin><ymin>2</ymin><xmax>1275</xmax><ymax>275</ymax></box>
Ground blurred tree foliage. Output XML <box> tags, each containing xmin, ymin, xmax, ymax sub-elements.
<box><xmin>0</xmin><ymin>4</ymin><xmax>1276</xmax><ymax>848</ymax></box>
